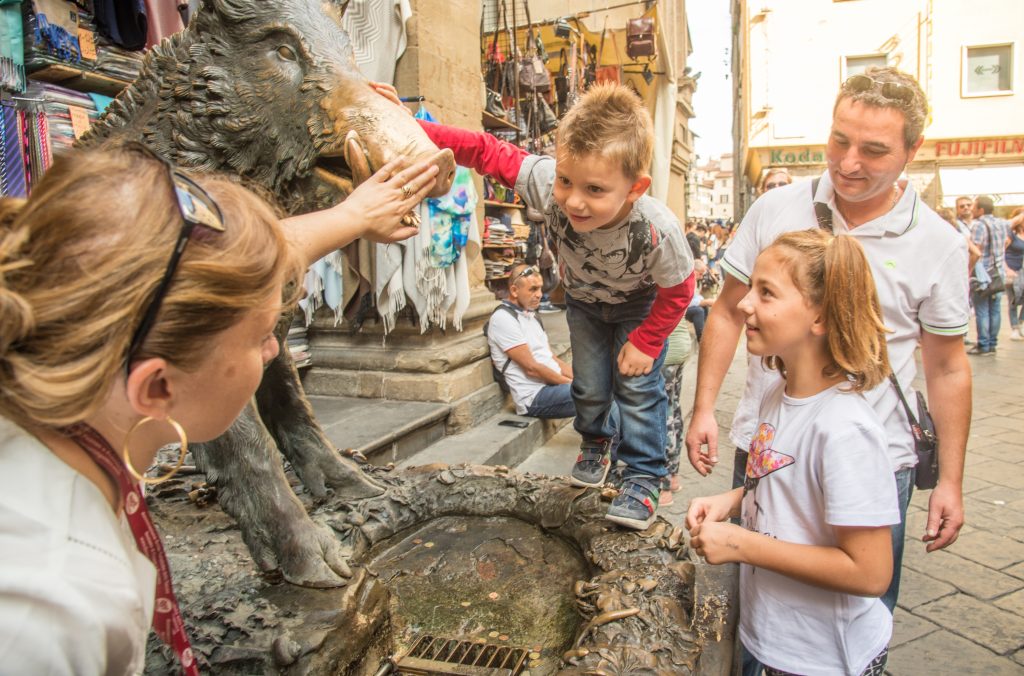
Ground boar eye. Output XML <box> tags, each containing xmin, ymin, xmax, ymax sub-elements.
<box><xmin>276</xmin><ymin>45</ymin><xmax>297</xmax><ymax>62</ymax></box>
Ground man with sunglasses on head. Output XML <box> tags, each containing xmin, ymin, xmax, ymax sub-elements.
<box><xmin>686</xmin><ymin>67</ymin><xmax>971</xmax><ymax>660</ymax></box>
<box><xmin>486</xmin><ymin>263</ymin><xmax>577</xmax><ymax>420</ymax></box>
<box><xmin>955</xmin><ymin>195</ymin><xmax>975</xmax><ymax>235</ymax></box>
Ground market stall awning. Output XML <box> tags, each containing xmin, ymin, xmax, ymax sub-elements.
<box><xmin>938</xmin><ymin>165</ymin><xmax>1024</xmax><ymax>207</ymax></box>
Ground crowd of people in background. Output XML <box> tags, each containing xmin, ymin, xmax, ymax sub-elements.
<box><xmin>938</xmin><ymin>195</ymin><xmax>1024</xmax><ymax>351</ymax></box>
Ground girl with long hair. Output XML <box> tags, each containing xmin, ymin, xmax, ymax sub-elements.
<box><xmin>686</xmin><ymin>229</ymin><xmax>900</xmax><ymax>675</ymax></box>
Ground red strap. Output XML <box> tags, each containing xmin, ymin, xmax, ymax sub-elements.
<box><xmin>64</xmin><ymin>423</ymin><xmax>200</xmax><ymax>675</ymax></box>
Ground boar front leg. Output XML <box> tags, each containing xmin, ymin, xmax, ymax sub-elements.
<box><xmin>255</xmin><ymin>347</ymin><xmax>385</xmax><ymax>501</ymax></box>
<box><xmin>191</xmin><ymin>402</ymin><xmax>353</xmax><ymax>588</ymax></box>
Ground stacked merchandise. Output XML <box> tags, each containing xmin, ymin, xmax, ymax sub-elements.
<box><xmin>94</xmin><ymin>35</ymin><xmax>142</xmax><ymax>81</ymax></box>
<box><xmin>0</xmin><ymin>98</ymin><xmax>47</xmax><ymax>198</ymax></box>
<box><xmin>27</xmin><ymin>79</ymin><xmax>99</xmax><ymax>155</ymax></box>
<box><xmin>287</xmin><ymin>314</ymin><xmax>312</xmax><ymax>369</ymax></box>
<box><xmin>483</xmin><ymin>215</ymin><xmax>515</xmax><ymax>246</ymax></box>
<box><xmin>22</xmin><ymin>1</ymin><xmax>144</xmax><ymax>85</ymax></box>
<box><xmin>483</xmin><ymin>176</ymin><xmax>521</xmax><ymax>206</ymax></box>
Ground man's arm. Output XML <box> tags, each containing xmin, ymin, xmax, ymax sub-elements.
<box><xmin>504</xmin><ymin>345</ymin><xmax>571</xmax><ymax>385</ymax></box>
<box><xmin>684</xmin><ymin>274</ymin><xmax>749</xmax><ymax>476</ymax></box>
<box><xmin>918</xmin><ymin>331</ymin><xmax>971</xmax><ymax>552</ymax></box>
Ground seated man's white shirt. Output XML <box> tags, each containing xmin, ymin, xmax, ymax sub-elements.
<box><xmin>721</xmin><ymin>172</ymin><xmax>970</xmax><ymax>470</ymax></box>
<box><xmin>0</xmin><ymin>417</ymin><xmax>156</xmax><ymax>675</ymax></box>
<box><xmin>487</xmin><ymin>306</ymin><xmax>561</xmax><ymax>414</ymax></box>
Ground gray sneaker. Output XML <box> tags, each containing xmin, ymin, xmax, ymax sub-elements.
<box><xmin>605</xmin><ymin>474</ymin><xmax>660</xmax><ymax>530</ymax></box>
<box><xmin>569</xmin><ymin>437</ymin><xmax>615</xmax><ymax>487</ymax></box>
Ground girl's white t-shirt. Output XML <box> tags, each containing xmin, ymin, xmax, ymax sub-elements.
<box><xmin>738</xmin><ymin>381</ymin><xmax>900</xmax><ymax>676</ymax></box>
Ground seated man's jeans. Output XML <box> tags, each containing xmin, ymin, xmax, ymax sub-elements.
<box><xmin>525</xmin><ymin>383</ymin><xmax>576</xmax><ymax>419</ymax></box>
<box><xmin>565</xmin><ymin>291</ymin><xmax>668</xmax><ymax>479</ymax></box>
<box><xmin>735</xmin><ymin>447</ymin><xmax>914</xmax><ymax>613</ymax></box>
<box><xmin>685</xmin><ymin>304</ymin><xmax>707</xmax><ymax>341</ymax></box>
<box><xmin>972</xmin><ymin>290</ymin><xmax>1003</xmax><ymax>352</ymax></box>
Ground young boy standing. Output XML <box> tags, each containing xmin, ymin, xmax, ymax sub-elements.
<box><xmin>415</xmin><ymin>84</ymin><xmax>694</xmax><ymax>529</ymax></box>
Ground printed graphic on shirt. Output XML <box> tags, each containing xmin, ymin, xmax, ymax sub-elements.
<box><xmin>742</xmin><ymin>422</ymin><xmax>795</xmax><ymax>532</ymax></box>
<box><xmin>547</xmin><ymin>206</ymin><xmax>660</xmax><ymax>303</ymax></box>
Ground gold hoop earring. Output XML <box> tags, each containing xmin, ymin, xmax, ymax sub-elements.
<box><xmin>122</xmin><ymin>416</ymin><xmax>189</xmax><ymax>485</ymax></box>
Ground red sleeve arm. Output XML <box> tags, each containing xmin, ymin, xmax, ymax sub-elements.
<box><xmin>628</xmin><ymin>273</ymin><xmax>696</xmax><ymax>359</ymax></box>
<box><xmin>417</xmin><ymin>119</ymin><xmax>528</xmax><ymax>189</ymax></box>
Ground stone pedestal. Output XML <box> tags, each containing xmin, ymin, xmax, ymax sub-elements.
<box><xmin>303</xmin><ymin>288</ymin><xmax>500</xmax><ymax>433</ymax></box>
<box><xmin>304</xmin><ymin>0</ymin><xmax>501</xmax><ymax>433</ymax></box>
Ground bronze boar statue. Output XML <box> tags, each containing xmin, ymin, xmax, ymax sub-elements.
<box><xmin>82</xmin><ymin>0</ymin><xmax>455</xmax><ymax>588</ymax></box>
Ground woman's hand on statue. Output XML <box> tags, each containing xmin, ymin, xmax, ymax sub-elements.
<box><xmin>336</xmin><ymin>156</ymin><xmax>439</xmax><ymax>243</ymax></box>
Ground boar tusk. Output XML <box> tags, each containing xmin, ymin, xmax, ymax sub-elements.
<box><xmin>344</xmin><ymin>130</ymin><xmax>373</xmax><ymax>186</ymax></box>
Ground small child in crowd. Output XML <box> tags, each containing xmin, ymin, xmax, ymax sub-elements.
<box><xmin>686</xmin><ymin>229</ymin><xmax>899</xmax><ymax>676</ymax></box>
<box><xmin>387</xmin><ymin>82</ymin><xmax>695</xmax><ymax>529</ymax></box>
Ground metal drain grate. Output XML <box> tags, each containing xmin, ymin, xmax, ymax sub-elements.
<box><xmin>393</xmin><ymin>634</ymin><xmax>528</xmax><ymax>675</ymax></box>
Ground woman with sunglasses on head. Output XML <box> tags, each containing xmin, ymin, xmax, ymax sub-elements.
<box><xmin>0</xmin><ymin>145</ymin><xmax>436</xmax><ymax>674</ymax></box>
<box><xmin>758</xmin><ymin>168</ymin><xmax>792</xmax><ymax>195</ymax></box>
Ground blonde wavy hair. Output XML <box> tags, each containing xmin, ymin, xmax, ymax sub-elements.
<box><xmin>0</xmin><ymin>146</ymin><xmax>304</xmax><ymax>430</ymax></box>
<box><xmin>764</xmin><ymin>229</ymin><xmax>891</xmax><ymax>392</ymax></box>
<box><xmin>556</xmin><ymin>82</ymin><xmax>654</xmax><ymax>180</ymax></box>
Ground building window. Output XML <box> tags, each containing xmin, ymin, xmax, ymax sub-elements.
<box><xmin>963</xmin><ymin>44</ymin><xmax>1014</xmax><ymax>96</ymax></box>
<box><xmin>719</xmin><ymin>194</ymin><xmax>729</xmax><ymax>204</ymax></box>
<box><xmin>845</xmin><ymin>54</ymin><xmax>887</xmax><ymax>77</ymax></box>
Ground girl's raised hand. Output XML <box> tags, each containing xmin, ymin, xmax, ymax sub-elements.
<box><xmin>685</xmin><ymin>489</ymin><xmax>741</xmax><ymax>530</ymax></box>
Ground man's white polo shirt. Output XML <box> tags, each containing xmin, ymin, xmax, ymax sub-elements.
<box><xmin>487</xmin><ymin>303</ymin><xmax>561</xmax><ymax>415</ymax></box>
<box><xmin>721</xmin><ymin>171</ymin><xmax>970</xmax><ymax>471</ymax></box>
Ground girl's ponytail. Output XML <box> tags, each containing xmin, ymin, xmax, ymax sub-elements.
<box><xmin>821</xmin><ymin>235</ymin><xmax>890</xmax><ymax>391</ymax></box>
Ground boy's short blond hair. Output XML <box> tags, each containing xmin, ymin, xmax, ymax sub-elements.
<box><xmin>556</xmin><ymin>83</ymin><xmax>654</xmax><ymax>180</ymax></box>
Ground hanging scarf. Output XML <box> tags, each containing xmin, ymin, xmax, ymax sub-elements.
<box><xmin>425</xmin><ymin>166</ymin><xmax>475</xmax><ymax>268</ymax></box>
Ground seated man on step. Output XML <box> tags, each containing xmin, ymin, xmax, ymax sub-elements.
<box><xmin>487</xmin><ymin>264</ymin><xmax>575</xmax><ymax>419</ymax></box>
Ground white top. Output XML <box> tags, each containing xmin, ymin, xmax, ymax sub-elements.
<box><xmin>739</xmin><ymin>381</ymin><xmax>900</xmax><ymax>676</ymax></box>
<box><xmin>487</xmin><ymin>304</ymin><xmax>561</xmax><ymax>414</ymax></box>
<box><xmin>722</xmin><ymin>173</ymin><xmax>970</xmax><ymax>469</ymax></box>
<box><xmin>0</xmin><ymin>417</ymin><xmax>156</xmax><ymax>675</ymax></box>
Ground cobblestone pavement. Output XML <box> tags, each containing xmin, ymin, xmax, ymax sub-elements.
<box><xmin>537</xmin><ymin>311</ymin><xmax>1024</xmax><ymax>673</ymax></box>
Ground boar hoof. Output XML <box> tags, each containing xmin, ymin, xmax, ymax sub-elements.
<box><xmin>254</xmin><ymin>519</ymin><xmax>354</xmax><ymax>588</ymax></box>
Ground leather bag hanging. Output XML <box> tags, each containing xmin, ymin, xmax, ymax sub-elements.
<box><xmin>483</xmin><ymin>0</ymin><xmax>510</xmax><ymax>117</ymax></box>
<box><xmin>595</xmin><ymin>23</ymin><xmax>621</xmax><ymax>85</ymax></box>
<box><xmin>518</xmin><ymin>1</ymin><xmax>550</xmax><ymax>93</ymax></box>
<box><xmin>626</xmin><ymin>16</ymin><xmax>656</xmax><ymax>60</ymax></box>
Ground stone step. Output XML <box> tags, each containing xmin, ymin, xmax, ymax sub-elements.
<box><xmin>398</xmin><ymin>412</ymin><xmax>571</xmax><ymax>471</ymax></box>
<box><xmin>309</xmin><ymin>395</ymin><xmax>450</xmax><ymax>466</ymax></box>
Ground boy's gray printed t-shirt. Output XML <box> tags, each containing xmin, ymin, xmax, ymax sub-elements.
<box><xmin>515</xmin><ymin>155</ymin><xmax>692</xmax><ymax>304</ymax></box>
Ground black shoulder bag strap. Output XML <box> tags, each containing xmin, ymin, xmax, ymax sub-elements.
<box><xmin>810</xmin><ymin>177</ymin><xmax>832</xmax><ymax>231</ymax></box>
<box><xmin>489</xmin><ymin>302</ymin><xmax>543</xmax><ymax>376</ymax></box>
<box><xmin>889</xmin><ymin>373</ymin><xmax>923</xmax><ymax>441</ymax></box>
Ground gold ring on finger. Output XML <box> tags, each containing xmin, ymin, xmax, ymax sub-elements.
<box><xmin>401</xmin><ymin>184</ymin><xmax>412</xmax><ymax>199</ymax></box>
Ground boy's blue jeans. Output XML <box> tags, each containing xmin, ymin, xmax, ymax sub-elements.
<box><xmin>565</xmin><ymin>291</ymin><xmax>669</xmax><ymax>479</ymax></box>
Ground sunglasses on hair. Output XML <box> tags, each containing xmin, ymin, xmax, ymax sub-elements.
<box><xmin>124</xmin><ymin>144</ymin><xmax>226</xmax><ymax>374</ymax></box>
<box><xmin>510</xmin><ymin>265</ymin><xmax>539</xmax><ymax>284</ymax></box>
<box><xmin>842</xmin><ymin>74</ymin><xmax>915</xmax><ymax>104</ymax></box>
<box><xmin>764</xmin><ymin>181</ymin><xmax>789</xmax><ymax>190</ymax></box>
